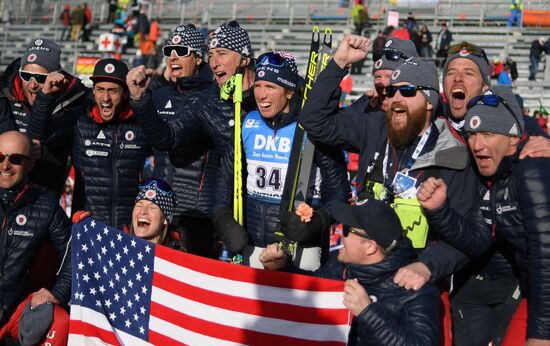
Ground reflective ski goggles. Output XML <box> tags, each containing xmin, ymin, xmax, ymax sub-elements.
<box><xmin>467</xmin><ymin>94</ymin><xmax>522</xmax><ymax>129</ymax></box>
<box><xmin>342</xmin><ymin>226</ymin><xmax>372</xmax><ymax>240</ymax></box>
<box><xmin>0</xmin><ymin>152</ymin><xmax>30</xmax><ymax>165</ymax></box>
<box><xmin>446</xmin><ymin>42</ymin><xmax>489</xmax><ymax>65</ymax></box>
<box><xmin>382</xmin><ymin>48</ymin><xmax>409</xmax><ymax>61</ymax></box>
<box><xmin>18</xmin><ymin>69</ymin><xmax>50</xmax><ymax>84</ymax></box>
<box><xmin>163</xmin><ymin>45</ymin><xmax>196</xmax><ymax>58</ymax></box>
<box><xmin>139</xmin><ymin>177</ymin><xmax>173</xmax><ymax>195</ymax></box>
<box><xmin>385</xmin><ymin>84</ymin><xmax>438</xmax><ymax>98</ymax></box>
<box><xmin>255</xmin><ymin>52</ymin><xmax>288</xmax><ymax>68</ymax></box>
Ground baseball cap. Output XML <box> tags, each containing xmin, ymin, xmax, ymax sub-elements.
<box><xmin>330</xmin><ymin>200</ymin><xmax>403</xmax><ymax>252</ymax></box>
<box><xmin>90</xmin><ymin>58</ymin><xmax>129</xmax><ymax>86</ymax></box>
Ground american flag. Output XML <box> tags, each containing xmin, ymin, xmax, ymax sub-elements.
<box><xmin>69</xmin><ymin>218</ymin><xmax>350</xmax><ymax>345</ymax></box>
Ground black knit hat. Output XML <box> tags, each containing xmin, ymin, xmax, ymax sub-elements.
<box><xmin>208</xmin><ymin>21</ymin><xmax>252</xmax><ymax>57</ymax></box>
<box><xmin>90</xmin><ymin>58</ymin><xmax>129</xmax><ymax>86</ymax></box>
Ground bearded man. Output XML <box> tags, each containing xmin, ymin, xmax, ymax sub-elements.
<box><xmin>299</xmin><ymin>35</ymin><xmax>487</xmax><ymax>289</ymax></box>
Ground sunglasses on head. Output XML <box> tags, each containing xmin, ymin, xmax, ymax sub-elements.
<box><xmin>382</xmin><ymin>48</ymin><xmax>409</xmax><ymax>61</ymax></box>
<box><xmin>445</xmin><ymin>42</ymin><xmax>489</xmax><ymax>66</ymax></box>
<box><xmin>342</xmin><ymin>226</ymin><xmax>371</xmax><ymax>240</ymax></box>
<box><xmin>255</xmin><ymin>52</ymin><xmax>287</xmax><ymax>69</ymax></box>
<box><xmin>162</xmin><ymin>45</ymin><xmax>196</xmax><ymax>58</ymax></box>
<box><xmin>385</xmin><ymin>84</ymin><xmax>437</xmax><ymax>98</ymax></box>
<box><xmin>0</xmin><ymin>152</ymin><xmax>30</xmax><ymax>165</ymax></box>
<box><xmin>18</xmin><ymin>69</ymin><xmax>50</xmax><ymax>84</ymax></box>
<box><xmin>467</xmin><ymin>94</ymin><xmax>523</xmax><ymax>131</ymax></box>
<box><xmin>139</xmin><ymin>178</ymin><xmax>173</xmax><ymax>195</ymax></box>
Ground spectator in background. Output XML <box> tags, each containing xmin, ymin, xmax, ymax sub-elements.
<box><xmin>419</xmin><ymin>24</ymin><xmax>432</xmax><ymax>58</ymax></box>
<box><xmin>59</xmin><ymin>4</ymin><xmax>71</xmax><ymax>42</ymax></box>
<box><xmin>107</xmin><ymin>0</ymin><xmax>118</xmax><ymax>23</ymax></box>
<box><xmin>536</xmin><ymin>110</ymin><xmax>548</xmax><ymax>133</ymax></box>
<box><xmin>529</xmin><ymin>37</ymin><xmax>546</xmax><ymax>81</ymax></box>
<box><xmin>492</xmin><ymin>58</ymin><xmax>504</xmax><ymax>79</ymax></box>
<box><xmin>405</xmin><ymin>12</ymin><xmax>416</xmax><ymax>31</ymax></box>
<box><xmin>498</xmin><ymin>64</ymin><xmax>513</xmax><ymax>87</ymax></box>
<box><xmin>82</xmin><ymin>3</ymin><xmax>92</xmax><ymax>42</ymax></box>
<box><xmin>435</xmin><ymin>22</ymin><xmax>452</xmax><ymax>66</ymax></box>
<box><xmin>507</xmin><ymin>0</ymin><xmax>523</xmax><ymax>28</ymax></box>
<box><xmin>149</xmin><ymin>18</ymin><xmax>161</xmax><ymax>48</ymax></box>
<box><xmin>390</xmin><ymin>24</ymin><xmax>410</xmax><ymax>41</ymax></box>
<box><xmin>351</xmin><ymin>1</ymin><xmax>368</xmax><ymax>35</ymax></box>
<box><xmin>371</xmin><ymin>30</ymin><xmax>386</xmax><ymax>62</ymax></box>
<box><xmin>506</xmin><ymin>57</ymin><xmax>518</xmax><ymax>82</ymax></box>
<box><xmin>135</xmin><ymin>5</ymin><xmax>150</xmax><ymax>46</ymax></box>
<box><xmin>69</xmin><ymin>4</ymin><xmax>85</xmax><ymax>41</ymax></box>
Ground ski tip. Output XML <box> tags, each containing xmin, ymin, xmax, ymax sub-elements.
<box><xmin>313</xmin><ymin>26</ymin><xmax>320</xmax><ymax>32</ymax></box>
<box><xmin>324</xmin><ymin>27</ymin><xmax>332</xmax><ymax>35</ymax></box>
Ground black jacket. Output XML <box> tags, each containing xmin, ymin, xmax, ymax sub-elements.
<box><xmin>130</xmin><ymin>77</ymin><xmax>235</xmax><ymax>215</ymax></box>
<box><xmin>307</xmin><ymin>239</ymin><xmax>440</xmax><ymax>345</ymax></box>
<box><xmin>147</xmin><ymin>66</ymin><xmax>221</xmax><ymax>218</ymax></box>
<box><xmin>0</xmin><ymin>183</ymin><xmax>72</xmax><ymax>325</ymax></box>
<box><xmin>0</xmin><ymin>58</ymin><xmax>88</xmax><ymax>195</ymax></box>
<box><xmin>298</xmin><ymin>59</ymin><xmax>483</xmax><ymax>280</ymax></box>
<box><xmin>71</xmin><ymin>105</ymin><xmax>152</xmax><ymax>229</ymax></box>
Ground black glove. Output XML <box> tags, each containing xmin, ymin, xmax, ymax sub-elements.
<box><xmin>212</xmin><ymin>207</ymin><xmax>250</xmax><ymax>254</ymax></box>
<box><xmin>279</xmin><ymin>209</ymin><xmax>329</xmax><ymax>243</ymax></box>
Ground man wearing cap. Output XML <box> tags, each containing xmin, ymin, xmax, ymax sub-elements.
<box><xmin>0</xmin><ymin>37</ymin><xmax>87</xmax><ymax>195</ymax></box>
<box><xmin>127</xmin><ymin>24</ymin><xmax>227</xmax><ymax>258</ymax></box>
<box><xmin>259</xmin><ymin>199</ymin><xmax>440</xmax><ymax>345</ymax></box>
<box><xmin>419</xmin><ymin>86</ymin><xmax>550</xmax><ymax>345</ymax></box>
<box><xmin>29</xmin><ymin>58</ymin><xmax>152</xmax><ymax>229</ymax></box>
<box><xmin>0</xmin><ymin>131</ymin><xmax>71</xmax><ymax>346</ymax></box>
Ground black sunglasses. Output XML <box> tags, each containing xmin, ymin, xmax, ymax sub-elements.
<box><xmin>467</xmin><ymin>94</ymin><xmax>523</xmax><ymax>133</ymax></box>
<box><xmin>342</xmin><ymin>226</ymin><xmax>371</xmax><ymax>240</ymax></box>
<box><xmin>0</xmin><ymin>152</ymin><xmax>30</xmax><ymax>165</ymax></box>
<box><xmin>19</xmin><ymin>69</ymin><xmax>49</xmax><ymax>84</ymax></box>
<box><xmin>445</xmin><ymin>42</ymin><xmax>489</xmax><ymax>66</ymax></box>
<box><xmin>386</xmin><ymin>84</ymin><xmax>438</xmax><ymax>98</ymax></box>
<box><xmin>255</xmin><ymin>52</ymin><xmax>287</xmax><ymax>69</ymax></box>
<box><xmin>139</xmin><ymin>178</ymin><xmax>173</xmax><ymax>195</ymax></box>
<box><xmin>163</xmin><ymin>45</ymin><xmax>196</xmax><ymax>58</ymax></box>
<box><xmin>382</xmin><ymin>48</ymin><xmax>409</xmax><ymax>61</ymax></box>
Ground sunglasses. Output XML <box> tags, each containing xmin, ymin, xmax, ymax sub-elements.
<box><xmin>0</xmin><ymin>152</ymin><xmax>30</xmax><ymax>165</ymax></box>
<box><xmin>19</xmin><ymin>69</ymin><xmax>50</xmax><ymax>84</ymax></box>
<box><xmin>342</xmin><ymin>226</ymin><xmax>372</xmax><ymax>240</ymax></box>
<box><xmin>467</xmin><ymin>94</ymin><xmax>522</xmax><ymax>132</ymax></box>
<box><xmin>163</xmin><ymin>45</ymin><xmax>196</xmax><ymax>58</ymax></box>
<box><xmin>382</xmin><ymin>48</ymin><xmax>409</xmax><ymax>61</ymax></box>
<box><xmin>255</xmin><ymin>52</ymin><xmax>287</xmax><ymax>69</ymax></box>
<box><xmin>445</xmin><ymin>42</ymin><xmax>489</xmax><ymax>66</ymax></box>
<box><xmin>139</xmin><ymin>178</ymin><xmax>173</xmax><ymax>195</ymax></box>
<box><xmin>385</xmin><ymin>84</ymin><xmax>438</xmax><ymax>98</ymax></box>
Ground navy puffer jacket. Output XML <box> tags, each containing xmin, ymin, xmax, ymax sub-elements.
<box><xmin>71</xmin><ymin>105</ymin><xmax>152</xmax><ymax>229</ymax></box>
<box><xmin>130</xmin><ymin>76</ymin><xmax>234</xmax><ymax>215</ymax></box>
<box><xmin>0</xmin><ymin>183</ymin><xmax>71</xmax><ymax>325</ymax></box>
<box><xmin>148</xmin><ymin>69</ymin><xmax>221</xmax><ymax>217</ymax></box>
<box><xmin>308</xmin><ymin>239</ymin><xmax>440</xmax><ymax>346</ymax></box>
<box><xmin>0</xmin><ymin>58</ymin><xmax>88</xmax><ymax>195</ymax></box>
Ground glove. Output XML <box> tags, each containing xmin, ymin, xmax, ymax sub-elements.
<box><xmin>212</xmin><ymin>207</ymin><xmax>250</xmax><ymax>254</ymax></box>
<box><xmin>279</xmin><ymin>209</ymin><xmax>329</xmax><ymax>242</ymax></box>
<box><xmin>72</xmin><ymin>210</ymin><xmax>91</xmax><ymax>224</ymax></box>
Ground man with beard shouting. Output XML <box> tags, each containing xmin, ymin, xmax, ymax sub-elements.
<box><xmin>299</xmin><ymin>35</ymin><xmax>486</xmax><ymax>296</ymax></box>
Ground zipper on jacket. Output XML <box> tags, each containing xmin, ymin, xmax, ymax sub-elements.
<box><xmin>111</xmin><ymin>126</ymin><xmax>119</xmax><ymax>228</ymax></box>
